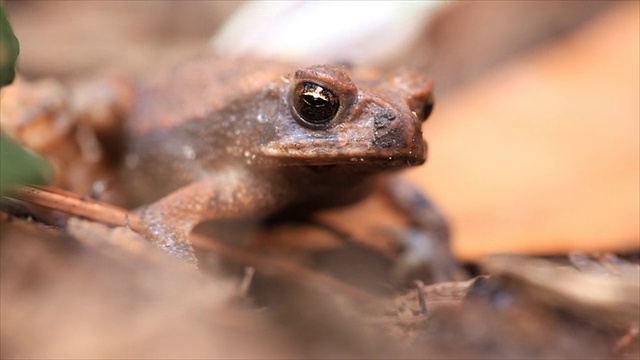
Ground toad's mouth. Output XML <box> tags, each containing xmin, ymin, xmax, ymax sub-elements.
<box><xmin>301</xmin><ymin>156</ymin><xmax>424</xmax><ymax>174</ymax></box>
<box><xmin>258</xmin><ymin>139</ymin><xmax>427</xmax><ymax>169</ymax></box>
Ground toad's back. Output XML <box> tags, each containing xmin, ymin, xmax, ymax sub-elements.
<box><xmin>127</xmin><ymin>57</ymin><xmax>293</xmax><ymax>135</ymax></box>
<box><xmin>122</xmin><ymin>58</ymin><xmax>294</xmax><ymax>203</ymax></box>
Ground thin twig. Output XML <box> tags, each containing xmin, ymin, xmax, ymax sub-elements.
<box><xmin>5</xmin><ymin>185</ymin><xmax>142</xmax><ymax>230</ymax></box>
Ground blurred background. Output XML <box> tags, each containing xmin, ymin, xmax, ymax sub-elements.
<box><xmin>1</xmin><ymin>2</ymin><xmax>639</xmax><ymax>359</ymax></box>
<box><xmin>3</xmin><ymin>0</ymin><xmax>638</xmax><ymax>259</ymax></box>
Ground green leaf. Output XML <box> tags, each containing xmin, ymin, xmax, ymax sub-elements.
<box><xmin>0</xmin><ymin>3</ymin><xmax>20</xmax><ymax>87</ymax></box>
<box><xmin>0</xmin><ymin>134</ymin><xmax>53</xmax><ymax>195</ymax></box>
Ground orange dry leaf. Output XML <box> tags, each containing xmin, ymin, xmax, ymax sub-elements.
<box><xmin>410</xmin><ymin>2</ymin><xmax>640</xmax><ymax>259</ymax></box>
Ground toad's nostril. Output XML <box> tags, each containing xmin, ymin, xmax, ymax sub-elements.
<box><xmin>407</xmin><ymin>88</ymin><xmax>435</xmax><ymax>123</ymax></box>
<box><xmin>420</xmin><ymin>97</ymin><xmax>434</xmax><ymax>123</ymax></box>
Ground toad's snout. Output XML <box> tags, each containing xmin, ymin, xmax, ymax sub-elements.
<box><xmin>371</xmin><ymin>107</ymin><xmax>427</xmax><ymax>166</ymax></box>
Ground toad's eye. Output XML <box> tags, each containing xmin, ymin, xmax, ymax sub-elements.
<box><xmin>292</xmin><ymin>81</ymin><xmax>339</xmax><ymax>127</ymax></box>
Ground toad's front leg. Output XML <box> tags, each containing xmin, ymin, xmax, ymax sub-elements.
<box><xmin>138</xmin><ymin>170</ymin><xmax>284</xmax><ymax>266</ymax></box>
<box><xmin>382</xmin><ymin>176</ymin><xmax>467</xmax><ymax>282</ymax></box>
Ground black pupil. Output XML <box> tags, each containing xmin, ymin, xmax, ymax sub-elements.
<box><xmin>294</xmin><ymin>82</ymin><xmax>339</xmax><ymax>125</ymax></box>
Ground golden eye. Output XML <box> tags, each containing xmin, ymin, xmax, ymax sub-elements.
<box><xmin>292</xmin><ymin>81</ymin><xmax>339</xmax><ymax>127</ymax></box>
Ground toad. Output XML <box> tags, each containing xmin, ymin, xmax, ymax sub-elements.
<box><xmin>120</xmin><ymin>57</ymin><xmax>437</xmax><ymax>266</ymax></box>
